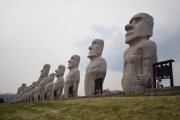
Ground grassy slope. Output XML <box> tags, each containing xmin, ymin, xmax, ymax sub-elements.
<box><xmin>0</xmin><ymin>96</ymin><xmax>180</xmax><ymax>120</ymax></box>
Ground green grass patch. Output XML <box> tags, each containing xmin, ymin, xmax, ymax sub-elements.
<box><xmin>0</xmin><ymin>96</ymin><xmax>180</xmax><ymax>120</ymax></box>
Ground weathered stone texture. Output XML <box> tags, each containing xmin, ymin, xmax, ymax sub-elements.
<box><xmin>64</xmin><ymin>55</ymin><xmax>80</xmax><ymax>98</ymax></box>
<box><xmin>85</xmin><ymin>39</ymin><xmax>107</xmax><ymax>96</ymax></box>
<box><xmin>53</xmin><ymin>65</ymin><xmax>65</xmax><ymax>99</ymax></box>
<box><xmin>44</xmin><ymin>73</ymin><xmax>56</xmax><ymax>100</ymax></box>
<box><xmin>122</xmin><ymin>13</ymin><xmax>157</xmax><ymax>94</ymax></box>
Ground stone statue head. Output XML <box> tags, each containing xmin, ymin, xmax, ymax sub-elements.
<box><xmin>32</xmin><ymin>82</ymin><xmax>36</xmax><ymax>86</ymax></box>
<box><xmin>55</xmin><ymin>65</ymin><xmax>65</xmax><ymax>77</ymax></box>
<box><xmin>22</xmin><ymin>83</ymin><xmax>26</xmax><ymax>87</ymax></box>
<box><xmin>88</xmin><ymin>39</ymin><xmax>104</xmax><ymax>58</ymax></box>
<box><xmin>47</xmin><ymin>73</ymin><xmax>56</xmax><ymax>82</ymax></box>
<box><xmin>40</xmin><ymin>64</ymin><xmax>50</xmax><ymax>77</ymax></box>
<box><xmin>125</xmin><ymin>13</ymin><xmax>154</xmax><ymax>44</ymax></box>
<box><xmin>68</xmin><ymin>55</ymin><xmax>80</xmax><ymax>69</ymax></box>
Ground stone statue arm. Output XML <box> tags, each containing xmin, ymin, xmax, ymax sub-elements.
<box><xmin>73</xmin><ymin>70</ymin><xmax>80</xmax><ymax>92</ymax></box>
<box><xmin>134</xmin><ymin>41</ymin><xmax>157</xmax><ymax>85</ymax></box>
<box><xmin>121</xmin><ymin>48</ymin><xmax>129</xmax><ymax>84</ymax></box>
<box><xmin>99</xmin><ymin>59</ymin><xmax>107</xmax><ymax>83</ymax></box>
<box><xmin>142</xmin><ymin>41</ymin><xmax>157</xmax><ymax>84</ymax></box>
<box><xmin>42</xmin><ymin>77</ymin><xmax>48</xmax><ymax>100</ymax></box>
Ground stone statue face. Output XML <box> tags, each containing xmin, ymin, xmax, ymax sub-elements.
<box><xmin>88</xmin><ymin>39</ymin><xmax>104</xmax><ymax>58</ymax></box>
<box><xmin>32</xmin><ymin>82</ymin><xmax>36</xmax><ymax>86</ymax></box>
<box><xmin>22</xmin><ymin>83</ymin><xmax>26</xmax><ymax>87</ymax></box>
<box><xmin>55</xmin><ymin>65</ymin><xmax>65</xmax><ymax>77</ymax></box>
<box><xmin>40</xmin><ymin>64</ymin><xmax>50</xmax><ymax>77</ymax></box>
<box><xmin>125</xmin><ymin>13</ymin><xmax>154</xmax><ymax>44</ymax></box>
<box><xmin>68</xmin><ymin>55</ymin><xmax>80</xmax><ymax>69</ymax></box>
<box><xmin>47</xmin><ymin>73</ymin><xmax>56</xmax><ymax>82</ymax></box>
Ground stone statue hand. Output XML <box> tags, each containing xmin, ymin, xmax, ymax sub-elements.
<box><xmin>132</xmin><ymin>74</ymin><xmax>143</xmax><ymax>85</ymax></box>
<box><xmin>73</xmin><ymin>86</ymin><xmax>77</xmax><ymax>93</ymax></box>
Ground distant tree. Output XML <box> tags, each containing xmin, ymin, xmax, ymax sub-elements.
<box><xmin>0</xmin><ymin>98</ymin><xmax>5</xmax><ymax>103</ymax></box>
<box><xmin>2</xmin><ymin>98</ymin><xmax>4</xmax><ymax>103</ymax></box>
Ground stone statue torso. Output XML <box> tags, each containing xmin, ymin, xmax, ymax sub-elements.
<box><xmin>64</xmin><ymin>68</ymin><xmax>80</xmax><ymax>98</ymax></box>
<box><xmin>85</xmin><ymin>57</ymin><xmax>107</xmax><ymax>96</ymax></box>
<box><xmin>122</xmin><ymin>40</ymin><xmax>157</xmax><ymax>93</ymax></box>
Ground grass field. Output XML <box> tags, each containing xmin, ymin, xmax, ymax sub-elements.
<box><xmin>0</xmin><ymin>96</ymin><xmax>180</xmax><ymax>120</ymax></box>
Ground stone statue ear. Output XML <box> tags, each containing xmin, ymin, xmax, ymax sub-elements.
<box><xmin>147</xmin><ymin>28</ymin><xmax>153</xmax><ymax>38</ymax></box>
<box><xmin>146</xmin><ymin>22</ymin><xmax>153</xmax><ymax>38</ymax></box>
<box><xmin>96</xmin><ymin>44</ymin><xmax>103</xmax><ymax>55</ymax></box>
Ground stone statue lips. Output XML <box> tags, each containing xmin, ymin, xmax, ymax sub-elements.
<box><xmin>125</xmin><ymin>31</ymin><xmax>133</xmax><ymax>37</ymax></box>
<box><xmin>88</xmin><ymin>49</ymin><xmax>96</xmax><ymax>57</ymax></box>
<box><xmin>125</xmin><ymin>24</ymin><xmax>134</xmax><ymax>38</ymax></box>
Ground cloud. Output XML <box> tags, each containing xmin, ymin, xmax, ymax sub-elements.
<box><xmin>153</xmin><ymin>27</ymin><xmax>180</xmax><ymax>61</ymax></box>
<box><xmin>0</xmin><ymin>0</ymin><xmax>180</xmax><ymax>95</ymax></box>
<box><xmin>79</xmin><ymin>25</ymin><xmax>128</xmax><ymax>71</ymax></box>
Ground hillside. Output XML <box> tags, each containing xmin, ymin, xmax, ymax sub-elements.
<box><xmin>0</xmin><ymin>93</ymin><xmax>15</xmax><ymax>103</ymax></box>
<box><xmin>0</xmin><ymin>96</ymin><xmax>180</xmax><ymax>120</ymax></box>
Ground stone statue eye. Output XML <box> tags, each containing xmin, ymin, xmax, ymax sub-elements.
<box><xmin>92</xmin><ymin>41</ymin><xmax>97</xmax><ymax>45</ymax></box>
<box><xmin>130</xmin><ymin>17</ymin><xmax>142</xmax><ymax>24</ymax></box>
<box><xmin>134</xmin><ymin>17</ymin><xmax>142</xmax><ymax>23</ymax></box>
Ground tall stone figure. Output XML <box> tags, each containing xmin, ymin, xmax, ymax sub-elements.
<box><xmin>29</xmin><ymin>82</ymin><xmax>37</xmax><ymax>102</ymax></box>
<box><xmin>17</xmin><ymin>83</ymin><xmax>26</xmax><ymax>102</ymax></box>
<box><xmin>11</xmin><ymin>83</ymin><xmax>26</xmax><ymax>103</ymax></box>
<box><xmin>53</xmin><ymin>65</ymin><xmax>65</xmax><ymax>99</ymax></box>
<box><xmin>44</xmin><ymin>73</ymin><xmax>56</xmax><ymax>100</ymax></box>
<box><xmin>122</xmin><ymin>13</ymin><xmax>157</xmax><ymax>94</ymax></box>
<box><xmin>64</xmin><ymin>55</ymin><xmax>80</xmax><ymax>98</ymax></box>
<box><xmin>84</xmin><ymin>39</ymin><xmax>107</xmax><ymax>96</ymax></box>
<box><xmin>35</xmin><ymin>64</ymin><xmax>50</xmax><ymax>101</ymax></box>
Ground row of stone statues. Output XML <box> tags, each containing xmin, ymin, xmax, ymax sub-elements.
<box><xmin>12</xmin><ymin>39</ymin><xmax>107</xmax><ymax>103</ymax></box>
<box><xmin>12</xmin><ymin>13</ymin><xmax>158</xmax><ymax>103</ymax></box>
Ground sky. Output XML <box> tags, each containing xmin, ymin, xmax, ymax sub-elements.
<box><xmin>0</xmin><ymin>0</ymin><xmax>180</xmax><ymax>96</ymax></box>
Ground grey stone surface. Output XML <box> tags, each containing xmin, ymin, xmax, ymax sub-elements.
<box><xmin>44</xmin><ymin>73</ymin><xmax>56</xmax><ymax>100</ymax></box>
<box><xmin>53</xmin><ymin>65</ymin><xmax>65</xmax><ymax>99</ymax></box>
<box><xmin>35</xmin><ymin>64</ymin><xmax>50</xmax><ymax>101</ymax></box>
<box><xmin>20</xmin><ymin>86</ymin><xmax>29</xmax><ymax>102</ymax></box>
<box><xmin>29</xmin><ymin>82</ymin><xmax>37</xmax><ymax>102</ymax></box>
<box><xmin>122</xmin><ymin>13</ymin><xmax>157</xmax><ymax>94</ymax></box>
<box><xmin>84</xmin><ymin>39</ymin><xmax>107</xmax><ymax>96</ymax></box>
<box><xmin>64</xmin><ymin>55</ymin><xmax>80</xmax><ymax>98</ymax></box>
<box><xmin>14</xmin><ymin>83</ymin><xmax>26</xmax><ymax>102</ymax></box>
<box><xmin>17</xmin><ymin>83</ymin><xmax>26</xmax><ymax>94</ymax></box>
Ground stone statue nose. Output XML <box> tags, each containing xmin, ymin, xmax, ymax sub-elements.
<box><xmin>68</xmin><ymin>60</ymin><xmax>71</xmax><ymax>63</ymax></box>
<box><xmin>125</xmin><ymin>24</ymin><xmax>133</xmax><ymax>31</ymax></box>
<box><xmin>89</xmin><ymin>46</ymin><xmax>92</xmax><ymax>50</ymax></box>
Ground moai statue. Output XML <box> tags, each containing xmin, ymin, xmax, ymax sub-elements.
<box><xmin>29</xmin><ymin>82</ymin><xmax>37</xmax><ymax>102</ymax></box>
<box><xmin>64</xmin><ymin>55</ymin><xmax>80</xmax><ymax>99</ymax></box>
<box><xmin>26</xmin><ymin>85</ymin><xmax>32</xmax><ymax>102</ymax></box>
<box><xmin>53</xmin><ymin>65</ymin><xmax>65</xmax><ymax>99</ymax></box>
<box><xmin>122</xmin><ymin>13</ymin><xmax>157</xmax><ymax>94</ymax></box>
<box><xmin>18</xmin><ymin>83</ymin><xmax>26</xmax><ymax>93</ymax></box>
<box><xmin>17</xmin><ymin>83</ymin><xmax>26</xmax><ymax>102</ymax></box>
<box><xmin>35</xmin><ymin>64</ymin><xmax>50</xmax><ymax>101</ymax></box>
<box><xmin>11</xmin><ymin>95</ymin><xmax>17</xmax><ymax>104</ymax></box>
<box><xmin>84</xmin><ymin>39</ymin><xmax>107</xmax><ymax>96</ymax></box>
<box><xmin>20</xmin><ymin>86</ymin><xmax>29</xmax><ymax>102</ymax></box>
<box><xmin>11</xmin><ymin>83</ymin><xmax>26</xmax><ymax>103</ymax></box>
<box><xmin>44</xmin><ymin>73</ymin><xmax>56</xmax><ymax>100</ymax></box>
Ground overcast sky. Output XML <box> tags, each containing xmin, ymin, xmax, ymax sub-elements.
<box><xmin>1</xmin><ymin>0</ymin><xmax>180</xmax><ymax>95</ymax></box>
